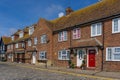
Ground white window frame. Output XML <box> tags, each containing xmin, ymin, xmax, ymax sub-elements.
<box><xmin>58</xmin><ymin>50</ymin><xmax>70</xmax><ymax>60</ymax></box>
<box><xmin>29</xmin><ymin>26</ymin><xmax>34</xmax><ymax>35</ymax></box>
<box><xmin>39</xmin><ymin>51</ymin><xmax>47</xmax><ymax>60</ymax></box>
<box><xmin>41</xmin><ymin>35</ymin><xmax>47</xmax><ymax>44</ymax></box>
<box><xmin>72</xmin><ymin>28</ymin><xmax>81</xmax><ymax>39</ymax></box>
<box><xmin>11</xmin><ymin>36</ymin><xmax>14</xmax><ymax>41</ymax></box>
<box><xmin>106</xmin><ymin>47</ymin><xmax>120</xmax><ymax>61</ymax></box>
<box><xmin>58</xmin><ymin>31</ymin><xmax>67</xmax><ymax>42</ymax></box>
<box><xmin>28</xmin><ymin>40</ymin><xmax>31</xmax><ymax>46</ymax></box>
<box><xmin>19</xmin><ymin>31</ymin><xmax>24</xmax><ymax>38</ymax></box>
<box><xmin>112</xmin><ymin>18</ymin><xmax>120</xmax><ymax>33</ymax></box>
<box><xmin>34</xmin><ymin>37</ymin><xmax>37</xmax><ymax>45</ymax></box>
<box><xmin>15</xmin><ymin>43</ymin><xmax>18</xmax><ymax>48</ymax></box>
<box><xmin>91</xmin><ymin>23</ymin><xmax>102</xmax><ymax>37</ymax></box>
<box><xmin>21</xmin><ymin>43</ymin><xmax>25</xmax><ymax>48</ymax></box>
<box><xmin>7</xmin><ymin>45</ymin><xmax>10</xmax><ymax>50</ymax></box>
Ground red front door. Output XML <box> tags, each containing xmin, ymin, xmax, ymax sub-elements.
<box><xmin>88</xmin><ymin>50</ymin><xmax>95</xmax><ymax>67</ymax></box>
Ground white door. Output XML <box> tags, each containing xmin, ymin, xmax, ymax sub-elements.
<box><xmin>32</xmin><ymin>52</ymin><xmax>36</xmax><ymax>64</ymax></box>
<box><xmin>77</xmin><ymin>49</ymin><xmax>84</xmax><ymax>67</ymax></box>
<box><xmin>11</xmin><ymin>54</ymin><xmax>13</xmax><ymax>62</ymax></box>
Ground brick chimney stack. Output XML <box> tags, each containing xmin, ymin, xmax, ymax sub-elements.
<box><xmin>65</xmin><ymin>7</ymin><xmax>73</xmax><ymax>15</ymax></box>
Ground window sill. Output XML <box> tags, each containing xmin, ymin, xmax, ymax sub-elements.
<box><xmin>58</xmin><ymin>40</ymin><xmax>67</xmax><ymax>42</ymax></box>
<box><xmin>39</xmin><ymin>59</ymin><xmax>47</xmax><ymax>61</ymax></box>
<box><xmin>112</xmin><ymin>32</ymin><xmax>120</xmax><ymax>34</ymax></box>
<box><xmin>58</xmin><ymin>59</ymin><xmax>70</xmax><ymax>61</ymax></box>
<box><xmin>91</xmin><ymin>34</ymin><xmax>102</xmax><ymax>37</ymax></box>
<box><xmin>72</xmin><ymin>38</ymin><xmax>80</xmax><ymax>40</ymax></box>
<box><xmin>106</xmin><ymin>60</ymin><xmax>120</xmax><ymax>62</ymax></box>
<box><xmin>41</xmin><ymin>43</ymin><xmax>47</xmax><ymax>44</ymax></box>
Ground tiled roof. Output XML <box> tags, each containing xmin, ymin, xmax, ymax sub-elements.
<box><xmin>14</xmin><ymin>34</ymin><xmax>30</xmax><ymax>43</ymax></box>
<box><xmin>51</xmin><ymin>0</ymin><xmax>120</xmax><ymax>31</ymax></box>
<box><xmin>23</xmin><ymin>27</ymin><xmax>29</xmax><ymax>33</ymax></box>
<box><xmin>2</xmin><ymin>36</ymin><xmax>11</xmax><ymax>45</ymax></box>
<box><xmin>7</xmin><ymin>27</ymin><xmax>31</xmax><ymax>44</ymax></box>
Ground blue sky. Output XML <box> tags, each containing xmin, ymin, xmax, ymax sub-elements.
<box><xmin>0</xmin><ymin>0</ymin><xmax>98</xmax><ymax>36</ymax></box>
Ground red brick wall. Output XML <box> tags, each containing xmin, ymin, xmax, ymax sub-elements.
<box><xmin>103</xmin><ymin>19</ymin><xmax>120</xmax><ymax>71</ymax></box>
<box><xmin>31</xmin><ymin>19</ymin><xmax>53</xmax><ymax>66</ymax></box>
<box><xmin>53</xmin><ymin>31</ymin><xmax>71</xmax><ymax>67</ymax></box>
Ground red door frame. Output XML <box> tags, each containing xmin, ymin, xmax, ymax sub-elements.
<box><xmin>88</xmin><ymin>49</ymin><xmax>96</xmax><ymax>67</ymax></box>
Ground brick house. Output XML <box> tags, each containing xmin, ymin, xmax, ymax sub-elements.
<box><xmin>30</xmin><ymin>18</ymin><xmax>53</xmax><ymax>66</ymax></box>
<box><xmin>51</xmin><ymin>0</ymin><xmax>120</xmax><ymax>71</ymax></box>
<box><xmin>4</xmin><ymin>0</ymin><xmax>120</xmax><ymax>72</ymax></box>
<box><xmin>6</xmin><ymin>25</ymin><xmax>37</xmax><ymax>63</ymax></box>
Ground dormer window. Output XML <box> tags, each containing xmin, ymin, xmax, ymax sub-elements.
<box><xmin>11</xmin><ymin>36</ymin><xmax>14</xmax><ymax>41</ymax></box>
<box><xmin>29</xmin><ymin>26</ymin><xmax>34</xmax><ymax>35</ymax></box>
<box><xmin>19</xmin><ymin>31</ymin><xmax>24</xmax><ymax>38</ymax></box>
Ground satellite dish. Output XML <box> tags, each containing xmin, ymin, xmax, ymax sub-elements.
<box><xmin>58</xmin><ymin>12</ymin><xmax>64</xmax><ymax>18</ymax></box>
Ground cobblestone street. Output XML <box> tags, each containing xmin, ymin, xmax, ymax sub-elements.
<box><xmin>0</xmin><ymin>63</ymin><xmax>110</xmax><ymax>80</ymax></box>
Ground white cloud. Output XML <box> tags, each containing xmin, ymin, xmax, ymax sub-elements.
<box><xmin>45</xmin><ymin>4</ymin><xmax>64</xmax><ymax>17</ymax></box>
<box><xmin>58</xmin><ymin>12</ymin><xmax>64</xmax><ymax>17</ymax></box>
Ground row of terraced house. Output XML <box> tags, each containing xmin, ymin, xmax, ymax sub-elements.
<box><xmin>0</xmin><ymin>0</ymin><xmax>120</xmax><ymax>71</ymax></box>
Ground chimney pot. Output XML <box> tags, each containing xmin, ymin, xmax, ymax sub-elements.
<box><xmin>65</xmin><ymin>7</ymin><xmax>73</xmax><ymax>15</ymax></box>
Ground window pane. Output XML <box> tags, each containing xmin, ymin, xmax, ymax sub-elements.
<box><xmin>67</xmin><ymin>51</ymin><xmax>70</xmax><ymax>59</ymax></box>
<box><xmin>107</xmin><ymin>48</ymin><xmax>112</xmax><ymax>60</ymax></box>
<box><xmin>97</xmin><ymin>23</ymin><xmax>101</xmax><ymax>35</ymax></box>
<box><xmin>41</xmin><ymin>35</ymin><xmax>47</xmax><ymax>43</ymax></box>
<box><xmin>64</xmin><ymin>31</ymin><xmax>67</xmax><ymax>41</ymax></box>
<box><xmin>39</xmin><ymin>51</ymin><xmax>46</xmax><ymax>60</ymax></box>
<box><xmin>114</xmin><ymin>54</ymin><xmax>120</xmax><ymax>60</ymax></box>
<box><xmin>28</xmin><ymin>40</ymin><xmax>31</xmax><ymax>46</ymax></box>
<box><xmin>77</xmin><ymin>28</ymin><xmax>80</xmax><ymax>38</ymax></box>
<box><xmin>92</xmin><ymin>25</ymin><xmax>96</xmax><ymax>36</ymax></box>
<box><xmin>114</xmin><ymin>19</ymin><xmax>118</xmax><ymax>32</ymax></box>
<box><xmin>115</xmin><ymin>48</ymin><xmax>120</xmax><ymax>52</ymax></box>
<box><xmin>73</xmin><ymin>29</ymin><xmax>76</xmax><ymax>39</ymax></box>
<box><xmin>34</xmin><ymin>37</ymin><xmax>37</xmax><ymax>45</ymax></box>
<box><xmin>58</xmin><ymin>32</ymin><xmax>61</xmax><ymax>41</ymax></box>
<box><xmin>58</xmin><ymin>51</ymin><xmax>61</xmax><ymax>59</ymax></box>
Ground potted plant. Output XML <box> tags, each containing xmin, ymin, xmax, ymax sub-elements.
<box><xmin>80</xmin><ymin>59</ymin><xmax>85</xmax><ymax>70</ymax></box>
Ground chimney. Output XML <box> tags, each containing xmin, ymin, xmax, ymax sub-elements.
<box><xmin>65</xmin><ymin>7</ymin><xmax>73</xmax><ymax>15</ymax></box>
<box><xmin>98</xmin><ymin>0</ymin><xmax>103</xmax><ymax>2</ymax></box>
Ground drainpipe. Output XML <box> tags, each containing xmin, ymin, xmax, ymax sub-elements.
<box><xmin>101</xmin><ymin>22</ymin><xmax>105</xmax><ymax>71</ymax></box>
<box><xmin>69</xmin><ymin>29</ymin><xmax>72</xmax><ymax>50</ymax></box>
<box><xmin>69</xmin><ymin>29</ymin><xmax>72</xmax><ymax>67</ymax></box>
